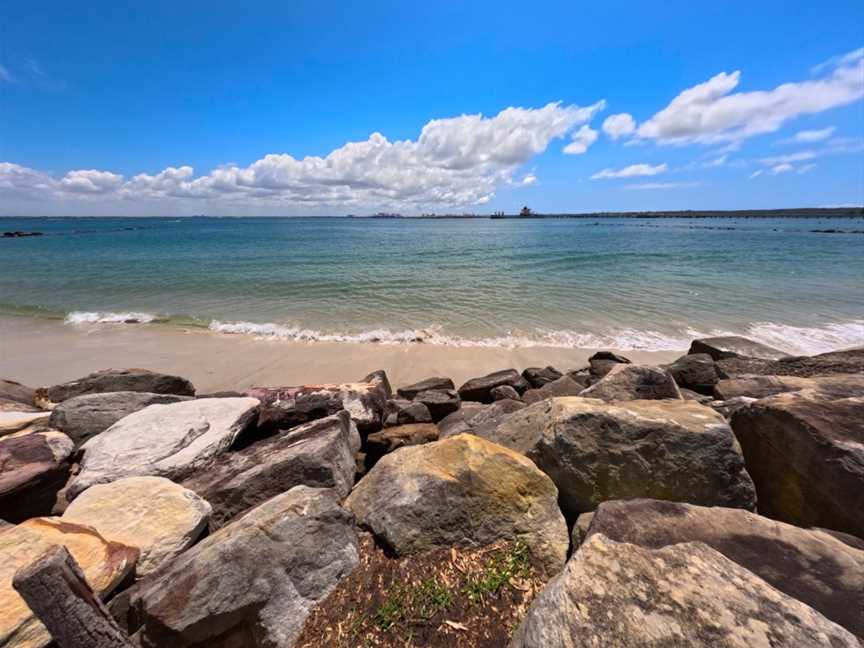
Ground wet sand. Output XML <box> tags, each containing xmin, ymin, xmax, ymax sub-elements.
<box><xmin>0</xmin><ymin>316</ymin><xmax>682</xmax><ymax>392</ymax></box>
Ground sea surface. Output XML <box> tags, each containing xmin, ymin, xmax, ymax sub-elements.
<box><xmin>1</xmin><ymin>216</ymin><xmax>863</xmax><ymax>353</ymax></box>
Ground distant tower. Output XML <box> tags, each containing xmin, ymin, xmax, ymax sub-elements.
<box><xmin>520</xmin><ymin>206</ymin><xmax>533</xmax><ymax>217</ymax></box>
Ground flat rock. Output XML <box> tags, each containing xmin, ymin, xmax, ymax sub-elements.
<box><xmin>715</xmin><ymin>373</ymin><xmax>864</xmax><ymax>400</ymax></box>
<box><xmin>0</xmin><ymin>403</ymin><xmax>50</xmax><ymax>437</ymax></box>
<box><xmin>346</xmin><ymin>434</ymin><xmax>568</xmax><ymax>573</ymax></box>
<box><xmin>457</xmin><ymin>369</ymin><xmax>529</xmax><ymax>404</ymax></box>
<box><xmin>717</xmin><ymin>346</ymin><xmax>864</xmax><ymax>379</ymax></box>
<box><xmin>126</xmin><ymin>486</ymin><xmax>358</xmax><ymax>648</ymax></box>
<box><xmin>522</xmin><ymin>375</ymin><xmax>585</xmax><ymax>405</ymax></box>
<box><xmin>0</xmin><ymin>429</ymin><xmax>74</xmax><ymax>522</ymax></box>
<box><xmin>665</xmin><ymin>353</ymin><xmax>718</xmax><ymax>394</ymax></box>
<box><xmin>0</xmin><ymin>517</ymin><xmax>138</xmax><ymax>648</ymax></box>
<box><xmin>581</xmin><ymin>499</ymin><xmax>864</xmax><ymax>639</ymax></box>
<box><xmin>365</xmin><ymin>423</ymin><xmax>439</xmax><ymax>466</ymax></box>
<box><xmin>689</xmin><ymin>335</ymin><xmax>790</xmax><ymax>361</ymax></box>
<box><xmin>382</xmin><ymin>398</ymin><xmax>432</xmax><ymax>427</ymax></box>
<box><xmin>438</xmin><ymin>399</ymin><xmax>526</xmax><ymax>439</ymax></box>
<box><xmin>522</xmin><ymin>366</ymin><xmax>563</xmax><ymax>389</ymax></box>
<box><xmin>414</xmin><ymin>388</ymin><xmax>461</xmax><ymax>421</ymax></box>
<box><xmin>62</xmin><ymin>476</ymin><xmax>211</xmax><ymax>577</ymax></box>
<box><xmin>180</xmin><ymin>411</ymin><xmax>360</xmax><ymax>529</ymax></box>
<box><xmin>509</xmin><ymin>534</ymin><xmax>859</xmax><ymax>648</ymax></box>
<box><xmin>491</xmin><ymin>384</ymin><xmax>521</xmax><ymax>401</ymax></box>
<box><xmin>731</xmin><ymin>390</ymin><xmax>864</xmax><ymax>538</ymax></box>
<box><xmin>487</xmin><ymin>397</ymin><xmax>756</xmax><ymax>520</ymax></box>
<box><xmin>68</xmin><ymin>397</ymin><xmax>259</xmax><ymax>500</ymax></box>
<box><xmin>40</xmin><ymin>368</ymin><xmax>195</xmax><ymax>404</ymax></box>
<box><xmin>0</xmin><ymin>379</ymin><xmax>35</xmax><ymax>406</ymax></box>
<box><xmin>49</xmin><ymin>391</ymin><xmax>192</xmax><ymax>447</ymax></box>
<box><xmin>248</xmin><ymin>381</ymin><xmax>386</xmax><ymax>434</ymax></box>
<box><xmin>396</xmin><ymin>376</ymin><xmax>455</xmax><ymax>400</ymax></box>
<box><xmin>579</xmin><ymin>364</ymin><xmax>683</xmax><ymax>401</ymax></box>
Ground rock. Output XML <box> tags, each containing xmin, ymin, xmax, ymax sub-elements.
<box><xmin>365</xmin><ymin>423</ymin><xmax>439</xmax><ymax>466</ymax></box>
<box><xmin>0</xmin><ymin>379</ymin><xmax>35</xmax><ymax>406</ymax></box>
<box><xmin>522</xmin><ymin>366</ymin><xmax>563</xmax><ymax>389</ymax></box>
<box><xmin>491</xmin><ymin>384</ymin><xmax>521</xmax><ymax>401</ymax></box>
<box><xmin>815</xmin><ymin>528</ymin><xmax>864</xmax><ymax>551</ymax></box>
<box><xmin>457</xmin><ymin>369</ymin><xmax>529</xmax><ymax>404</ymax></box>
<box><xmin>126</xmin><ymin>486</ymin><xmax>358</xmax><ymax>648</ymax></box>
<box><xmin>487</xmin><ymin>398</ymin><xmax>756</xmax><ymax>520</ymax></box>
<box><xmin>588</xmin><ymin>351</ymin><xmax>631</xmax><ymax>379</ymax></box>
<box><xmin>0</xmin><ymin>517</ymin><xmax>138</xmax><ymax>648</ymax></box>
<box><xmin>414</xmin><ymin>388</ymin><xmax>461</xmax><ymax>421</ymax></box>
<box><xmin>731</xmin><ymin>391</ymin><xmax>864</xmax><ymax>538</ymax></box>
<box><xmin>711</xmin><ymin>396</ymin><xmax>757</xmax><ymax>418</ymax></box>
<box><xmin>180</xmin><ymin>411</ymin><xmax>359</xmax><ymax>529</ymax></box>
<box><xmin>582</xmin><ymin>499</ymin><xmax>864</xmax><ymax>639</ymax></box>
<box><xmin>665</xmin><ymin>353</ymin><xmax>718</xmax><ymax>394</ymax></box>
<box><xmin>579</xmin><ymin>364</ymin><xmax>682</xmax><ymax>401</ymax></box>
<box><xmin>570</xmin><ymin>512</ymin><xmax>594</xmax><ymax>549</ymax></box>
<box><xmin>361</xmin><ymin>369</ymin><xmax>392</xmax><ymax>399</ymax></box>
<box><xmin>382</xmin><ymin>398</ymin><xmax>432</xmax><ymax>427</ymax></box>
<box><xmin>438</xmin><ymin>399</ymin><xmax>526</xmax><ymax>439</ymax></box>
<box><xmin>689</xmin><ymin>335</ymin><xmax>789</xmax><ymax>361</ymax></box>
<box><xmin>522</xmin><ymin>375</ymin><xmax>585</xmax><ymax>405</ymax></box>
<box><xmin>680</xmin><ymin>387</ymin><xmax>713</xmax><ymax>404</ymax></box>
<box><xmin>0</xmin><ymin>403</ymin><xmax>50</xmax><ymax>437</ymax></box>
<box><xmin>509</xmin><ymin>534</ymin><xmax>859</xmax><ymax>648</ymax></box>
<box><xmin>565</xmin><ymin>369</ymin><xmax>591</xmax><ymax>388</ymax></box>
<box><xmin>49</xmin><ymin>391</ymin><xmax>192</xmax><ymax>448</ymax></box>
<box><xmin>0</xmin><ymin>429</ymin><xmax>74</xmax><ymax>522</ymax></box>
<box><xmin>715</xmin><ymin>373</ymin><xmax>864</xmax><ymax>400</ymax></box>
<box><xmin>68</xmin><ymin>397</ymin><xmax>259</xmax><ymax>500</ymax></box>
<box><xmin>248</xmin><ymin>381</ymin><xmax>386</xmax><ymax>434</ymax></box>
<box><xmin>716</xmin><ymin>347</ymin><xmax>864</xmax><ymax>379</ymax></box>
<box><xmin>346</xmin><ymin>434</ymin><xmax>568</xmax><ymax>573</ymax></box>
<box><xmin>40</xmin><ymin>368</ymin><xmax>196</xmax><ymax>404</ymax></box>
<box><xmin>62</xmin><ymin>476</ymin><xmax>211</xmax><ymax>577</ymax></box>
<box><xmin>396</xmin><ymin>377</ymin><xmax>455</xmax><ymax>400</ymax></box>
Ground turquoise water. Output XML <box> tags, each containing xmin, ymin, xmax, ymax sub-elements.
<box><xmin>1</xmin><ymin>216</ymin><xmax>862</xmax><ymax>353</ymax></box>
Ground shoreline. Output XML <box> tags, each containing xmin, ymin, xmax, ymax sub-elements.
<box><xmin>0</xmin><ymin>316</ymin><xmax>683</xmax><ymax>392</ymax></box>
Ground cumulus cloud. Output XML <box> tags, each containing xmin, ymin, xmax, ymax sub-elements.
<box><xmin>520</xmin><ymin>173</ymin><xmax>538</xmax><ymax>186</ymax></box>
<box><xmin>793</xmin><ymin>126</ymin><xmax>836</xmax><ymax>142</ymax></box>
<box><xmin>563</xmin><ymin>124</ymin><xmax>599</xmax><ymax>154</ymax></box>
<box><xmin>591</xmin><ymin>162</ymin><xmax>668</xmax><ymax>180</ymax></box>
<box><xmin>602</xmin><ymin>113</ymin><xmax>636</xmax><ymax>140</ymax></box>
<box><xmin>60</xmin><ymin>169</ymin><xmax>124</xmax><ymax>194</ymax></box>
<box><xmin>635</xmin><ymin>48</ymin><xmax>864</xmax><ymax>145</ymax></box>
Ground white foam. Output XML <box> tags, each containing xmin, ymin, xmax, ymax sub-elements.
<box><xmin>65</xmin><ymin>311</ymin><xmax>157</xmax><ymax>325</ymax></box>
<box><xmin>744</xmin><ymin>320</ymin><xmax>864</xmax><ymax>355</ymax></box>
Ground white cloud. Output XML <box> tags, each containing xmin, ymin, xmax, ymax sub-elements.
<box><xmin>812</xmin><ymin>47</ymin><xmax>864</xmax><ymax>74</ymax></box>
<box><xmin>591</xmin><ymin>162</ymin><xmax>668</xmax><ymax>180</ymax></box>
<box><xmin>793</xmin><ymin>126</ymin><xmax>836</xmax><ymax>142</ymax></box>
<box><xmin>759</xmin><ymin>151</ymin><xmax>819</xmax><ymax>165</ymax></box>
<box><xmin>635</xmin><ymin>49</ymin><xmax>864</xmax><ymax>145</ymax></box>
<box><xmin>563</xmin><ymin>124</ymin><xmax>599</xmax><ymax>155</ymax></box>
<box><xmin>797</xmin><ymin>163</ymin><xmax>817</xmax><ymax>174</ymax></box>
<box><xmin>0</xmin><ymin>64</ymin><xmax>13</xmax><ymax>83</ymax></box>
<box><xmin>748</xmin><ymin>170</ymin><xmax>763</xmax><ymax>180</ymax></box>
<box><xmin>601</xmin><ymin>113</ymin><xmax>636</xmax><ymax>140</ymax></box>
<box><xmin>702</xmin><ymin>154</ymin><xmax>728</xmax><ymax>168</ymax></box>
<box><xmin>60</xmin><ymin>169</ymin><xmax>124</xmax><ymax>194</ymax></box>
<box><xmin>624</xmin><ymin>181</ymin><xmax>701</xmax><ymax>190</ymax></box>
<box><xmin>768</xmin><ymin>163</ymin><xmax>794</xmax><ymax>175</ymax></box>
<box><xmin>520</xmin><ymin>173</ymin><xmax>538</xmax><ymax>186</ymax></box>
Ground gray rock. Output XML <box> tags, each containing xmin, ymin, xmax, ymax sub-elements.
<box><xmin>522</xmin><ymin>375</ymin><xmax>585</xmax><ymax>405</ymax></box>
<box><xmin>49</xmin><ymin>391</ymin><xmax>192</xmax><ymax>447</ymax></box>
<box><xmin>0</xmin><ymin>378</ymin><xmax>35</xmax><ymax>406</ymax></box>
<box><xmin>346</xmin><ymin>434</ymin><xmax>568</xmax><ymax>573</ymax></box>
<box><xmin>715</xmin><ymin>347</ymin><xmax>864</xmax><ymax>379</ymax></box>
<box><xmin>438</xmin><ymin>399</ymin><xmax>526</xmax><ymax>439</ymax></box>
<box><xmin>365</xmin><ymin>423</ymin><xmax>439</xmax><ymax>467</ymax></box>
<box><xmin>491</xmin><ymin>384</ymin><xmax>521</xmax><ymax>401</ymax></box>
<box><xmin>689</xmin><ymin>335</ymin><xmax>789</xmax><ymax>361</ymax></box>
<box><xmin>679</xmin><ymin>387</ymin><xmax>714</xmax><ymax>404</ymax></box>
<box><xmin>521</xmin><ymin>366</ymin><xmax>563</xmax><ymax>389</ymax></box>
<box><xmin>382</xmin><ymin>398</ymin><xmax>432</xmax><ymax>427</ymax></box>
<box><xmin>127</xmin><ymin>486</ymin><xmax>359</xmax><ymax>648</ymax></box>
<box><xmin>588</xmin><ymin>351</ymin><xmax>631</xmax><ymax>379</ymax></box>
<box><xmin>457</xmin><ymin>369</ymin><xmax>529</xmax><ymax>403</ymax></box>
<box><xmin>414</xmin><ymin>388</ymin><xmax>461</xmax><ymax>421</ymax></box>
<box><xmin>510</xmin><ymin>534</ymin><xmax>859</xmax><ymax>648</ymax></box>
<box><xmin>68</xmin><ymin>397</ymin><xmax>260</xmax><ymax>499</ymax></box>
<box><xmin>715</xmin><ymin>373</ymin><xmax>864</xmax><ymax>400</ymax></box>
<box><xmin>181</xmin><ymin>411</ymin><xmax>359</xmax><ymax>529</ymax></box>
<box><xmin>570</xmin><ymin>512</ymin><xmax>594</xmax><ymax>550</ymax></box>
<box><xmin>579</xmin><ymin>364</ymin><xmax>683</xmax><ymax>401</ymax></box>
<box><xmin>361</xmin><ymin>369</ymin><xmax>392</xmax><ymax>399</ymax></box>
<box><xmin>40</xmin><ymin>369</ymin><xmax>195</xmax><ymax>404</ymax></box>
<box><xmin>710</xmin><ymin>396</ymin><xmax>757</xmax><ymax>418</ymax></box>
<box><xmin>582</xmin><ymin>499</ymin><xmax>864</xmax><ymax>639</ymax></box>
<box><xmin>396</xmin><ymin>377</ymin><xmax>455</xmax><ymax>400</ymax></box>
<box><xmin>665</xmin><ymin>353</ymin><xmax>718</xmax><ymax>394</ymax></box>
<box><xmin>487</xmin><ymin>398</ymin><xmax>756</xmax><ymax>520</ymax></box>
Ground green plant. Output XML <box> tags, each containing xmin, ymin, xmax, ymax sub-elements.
<box><xmin>463</xmin><ymin>541</ymin><xmax>531</xmax><ymax>604</ymax></box>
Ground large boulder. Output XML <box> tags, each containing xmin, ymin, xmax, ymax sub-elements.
<box><xmin>522</xmin><ymin>375</ymin><xmax>587</xmax><ymax>405</ymax></box>
<box><xmin>0</xmin><ymin>517</ymin><xmax>138</xmax><ymax>648</ymax></box>
<box><xmin>718</xmin><ymin>346</ymin><xmax>864</xmax><ymax>379</ymax></box>
<box><xmin>588</xmin><ymin>351</ymin><xmax>630</xmax><ymax>379</ymax></box>
<box><xmin>39</xmin><ymin>368</ymin><xmax>195</xmax><ymax>404</ymax></box>
<box><xmin>522</xmin><ymin>366</ymin><xmax>563</xmax><ymax>389</ymax></box>
<box><xmin>689</xmin><ymin>335</ymin><xmax>789</xmax><ymax>361</ymax></box>
<box><xmin>413</xmin><ymin>388</ymin><xmax>461</xmax><ymax>421</ymax></box>
<box><xmin>438</xmin><ymin>399</ymin><xmax>526</xmax><ymax>439</ymax></box>
<box><xmin>125</xmin><ymin>486</ymin><xmax>358</xmax><ymax>648</ymax></box>
<box><xmin>49</xmin><ymin>391</ymin><xmax>192</xmax><ymax>447</ymax></box>
<box><xmin>361</xmin><ymin>369</ymin><xmax>392</xmax><ymax>399</ymax></box>
<box><xmin>509</xmin><ymin>534</ymin><xmax>859</xmax><ymax>648</ymax></box>
<box><xmin>731</xmin><ymin>391</ymin><xmax>864</xmax><ymax>538</ymax></box>
<box><xmin>664</xmin><ymin>353</ymin><xmax>718</xmax><ymax>394</ymax></box>
<box><xmin>487</xmin><ymin>398</ymin><xmax>756</xmax><ymax>520</ymax></box>
<box><xmin>579</xmin><ymin>364</ymin><xmax>682</xmax><ymax>401</ymax></box>
<box><xmin>715</xmin><ymin>373</ymin><xmax>864</xmax><ymax>400</ymax></box>
<box><xmin>68</xmin><ymin>397</ymin><xmax>259</xmax><ymax>499</ymax></box>
<box><xmin>382</xmin><ymin>398</ymin><xmax>432</xmax><ymax>427</ymax></box>
<box><xmin>62</xmin><ymin>476</ymin><xmax>211</xmax><ymax>577</ymax></box>
<box><xmin>581</xmin><ymin>499</ymin><xmax>864</xmax><ymax>639</ymax></box>
<box><xmin>346</xmin><ymin>434</ymin><xmax>568</xmax><ymax>573</ymax></box>
<box><xmin>491</xmin><ymin>384</ymin><xmax>521</xmax><ymax>401</ymax></box>
<box><xmin>365</xmin><ymin>423</ymin><xmax>439</xmax><ymax>466</ymax></box>
<box><xmin>0</xmin><ymin>378</ymin><xmax>35</xmax><ymax>406</ymax></box>
<box><xmin>396</xmin><ymin>377</ymin><xmax>455</xmax><ymax>400</ymax></box>
<box><xmin>180</xmin><ymin>411</ymin><xmax>360</xmax><ymax>529</ymax></box>
<box><xmin>0</xmin><ymin>429</ymin><xmax>74</xmax><ymax>522</ymax></box>
<box><xmin>457</xmin><ymin>369</ymin><xmax>529</xmax><ymax>403</ymax></box>
<box><xmin>0</xmin><ymin>400</ymin><xmax>49</xmax><ymax>437</ymax></box>
<box><xmin>248</xmin><ymin>381</ymin><xmax>386</xmax><ymax>434</ymax></box>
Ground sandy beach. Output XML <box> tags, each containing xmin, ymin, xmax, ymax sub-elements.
<box><xmin>0</xmin><ymin>316</ymin><xmax>681</xmax><ymax>392</ymax></box>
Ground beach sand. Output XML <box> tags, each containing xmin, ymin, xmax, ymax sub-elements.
<box><xmin>0</xmin><ymin>316</ymin><xmax>682</xmax><ymax>393</ymax></box>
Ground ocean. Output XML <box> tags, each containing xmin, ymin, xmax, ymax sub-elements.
<box><xmin>1</xmin><ymin>216</ymin><xmax>862</xmax><ymax>354</ymax></box>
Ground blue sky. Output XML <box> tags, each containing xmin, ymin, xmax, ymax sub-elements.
<box><xmin>1</xmin><ymin>1</ymin><xmax>862</xmax><ymax>215</ymax></box>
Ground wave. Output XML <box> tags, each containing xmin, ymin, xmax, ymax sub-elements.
<box><xmin>65</xmin><ymin>311</ymin><xmax>160</xmax><ymax>325</ymax></box>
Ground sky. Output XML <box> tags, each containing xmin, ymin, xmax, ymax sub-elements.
<box><xmin>1</xmin><ymin>1</ymin><xmax>863</xmax><ymax>216</ymax></box>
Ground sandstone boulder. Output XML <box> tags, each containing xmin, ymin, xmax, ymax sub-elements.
<box><xmin>718</xmin><ymin>346</ymin><xmax>864</xmax><ymax>379</ymax></box>
<box><xmin>522</xmin><ymin>375</ymin><xmax>585</xmax><ymax>405</ymax></box>
<box><xmin>180</xmin><ymin>411</ymin><xmax>360</xmax><ymax>529</ymax></box>
<box><xmin>0</xmin><ymin>429</ymin><xmax>74</xmax><ymax>522</ymax></box>
<box><xmin>510</xmin><ymin>534</ymin><xmax>858</xmax><ymax>648</ymax></box>
<box><xmin>731</xmin><ymin>391</ymin><xmax>864</xmax><ymax>538</ymax></box>
<box><xmin>491</xmin><ymin>384</ymin><xmax>521</xmax><ymax>401</ymax></box>
<box><xmin>365</xmin><ymin>423</ymin><xmax>439</xmax><ymax>466</ymax></box>
<box><xmin>488</xmin><ymin>398</ymin><xmax>756</xmax><ymax>519</ymax></box>
<box><xmin>581</xmin><ymin>499</ymin><xmax>864</xmax><ymax>639</ymax></box>
<box><xmin>0</xmin><ymin>401</ymin><xmax>49</xmax><ymax>437</ymax></box>
<box><xmin>126</xmin><ymin>486</ymin><xmax>358</xmax><ymax>648</ymax></box>
<box><xmin>522</xmin><ymin>366</ymin><xmax>563</xmax><ymax>389</ymax></box>
<box><xmin>62</xmin><ymin>476</ymin><xmax>211</xmax><ymax>577</ymax></box>
<box><xmin>396</xmin><ymin>376</ymin><xmax>455</xmax><ymax>400</ymax></box>
<box><xmin>665</xmin><ymin>352</ymin><xmax>718</xmax><ymax>394</ymax></box>
<box><xmin>49</xmin><ymin>391</ymin><xmax>192</xmax><ymax>447</ymax></box>
<box><xmin>414</xmin><ymin>388</ymin><xmax>461</xmax><ymax>421</ymax></box>
<box><xmin>715</xmin><ymin>373</ymin><xmax>864</xmax><ymax>400</ymax></box>
<box><xmin>689</xmin><ymin>335</ymin><xmax>789</xmax><ymax>361</ymax></box>
<box><xmin>579</xmin><ymin>364</ymin><xmax>682</xmax><ymax>401</ymax></box>
<box><xmin>346</xmin><ymin>434</ymin><xmax>568</xmax><ymax>573</ymax></box>
<box><xmin>0</xmin><ymin>378</ymin><xmax>35</xmax><ymax>406</ymax></box>
<box><xmin>361</xmin><ymin>369</ymin><xmax>392</xmax><ymax>399</ymax></box>
<box><xmin>457</xmin><ymin>369</ymin><xmax>529</xmax><ymax>403</ymax></box>
<box><xmin>711</xmin><ymin>396</ymin><xmax>757</xmax><ymax>419</ymax></box>
<box><xmin>588</xmin><ymin>351</ymin><xmax>630</xmax><ymax>379</ymax></box>
<box><xmin>68</xmin><ymin>397</ymin><xmax>259</xmax><ymax>499</ymax></box>
<box><xmin>0</xmin><ymin>517</ymin><xmax>138</xmax><ymax>648</ymax></box>
<box><xmin>382</xmin><ymin>398</ymin><xmax>432</xmax><ymax>427</ymax></box>
<box><xmin>438</xmin><ymin>399</ymin><xmax>526</xmax><ymax>439</ymax></box>
<box><xmin>40</xmin><ymin>368</ymin><xmax>195</xmax><ymax>404</ymax></box>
